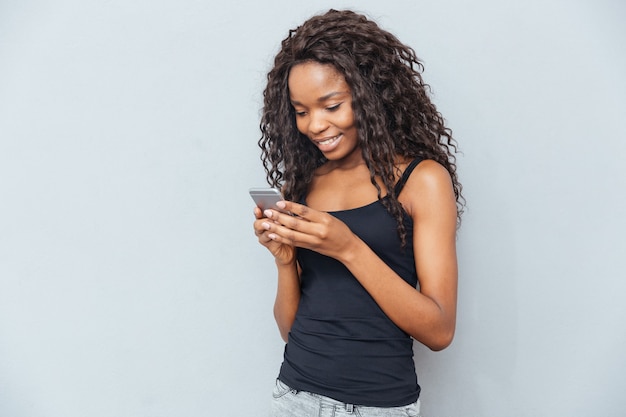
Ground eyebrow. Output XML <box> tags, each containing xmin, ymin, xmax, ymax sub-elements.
<box><xmin>290</xmin><ymin>91</ymin><xmax>349</xmax><ymax>106</ymax></box>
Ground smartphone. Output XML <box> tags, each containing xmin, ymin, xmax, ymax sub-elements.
<box><xmin>249</xmin><ymin>187</ymin><xmax>285</xmax><ymax>212</ymax></box>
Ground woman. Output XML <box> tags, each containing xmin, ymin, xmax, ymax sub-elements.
<box><xmin>253</xmin><ymin>9</ymin><xmax>463</xmax><ymax>416</ymax></box>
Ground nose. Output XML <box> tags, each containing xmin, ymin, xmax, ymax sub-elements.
<box><xmin>308</xmin><ymin>110</ymin><xmax>329</xmax><ymax>135</ymax></box>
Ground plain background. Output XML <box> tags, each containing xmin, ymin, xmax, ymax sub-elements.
<box><xmin>1</xmin><ymin>0</ymin><xmax>624</xmax><ymax>416</ymax></box>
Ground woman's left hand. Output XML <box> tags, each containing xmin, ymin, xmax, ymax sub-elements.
<box><xmin>261</xmin><ymin>201</ymin><xmax>358</xmax><ymax>261</ymax></box>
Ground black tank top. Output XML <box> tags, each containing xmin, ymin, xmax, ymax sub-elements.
<box><xmin>278</xmin><ymin>158</ymin><xmax>423</xmax><ymax>407</ymax></box>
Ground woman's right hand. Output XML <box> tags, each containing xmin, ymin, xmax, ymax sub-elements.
<box><xmin>253</xmin><ymin>206</ymin><xmax>296</xmax><ymax>266</ymax></box>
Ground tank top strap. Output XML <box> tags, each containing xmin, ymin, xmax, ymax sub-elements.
<box><xmin>393</xmin><ymin>157</ymin><xmax>424</xmax><ymax>195</ymax></box>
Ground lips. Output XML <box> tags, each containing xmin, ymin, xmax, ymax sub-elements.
<box><xmin>313</xmin><ymin>134</ymin><xmax>342</xmax><ymax>152</ymax></box>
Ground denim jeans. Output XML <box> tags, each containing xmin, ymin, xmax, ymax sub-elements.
<box><xmin>270</xmin><ymin>379</ymin><xmax>421</xmax><ymax>417</ymax></box>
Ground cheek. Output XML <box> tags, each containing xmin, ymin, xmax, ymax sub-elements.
<box><xmin>294</xmin><ymin>117</ymin><xmax>308</xmax><ymax>134</ymax></box>
<box><xmin>337</xmin><ymin>110</ymin><xmax>356</xmax><ymax>131</ymax></box>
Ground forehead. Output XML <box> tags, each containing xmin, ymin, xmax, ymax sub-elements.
<box><xmin>288</xmin><ymin>62</ymin><xmax>349</xmax><ymax>99</ymax></box>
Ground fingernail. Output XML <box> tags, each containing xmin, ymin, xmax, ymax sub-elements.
<box><xmin>264</xmin><ymin>209</ymin><xmax>272</xmax><ymax>218</ymax></box>
<box><xmin>262</xmin><ymin>222</ymin><xmax>270</xmax><ymax>230</ymax></box>
<box><xmin>276</xmin><ymin>201</ymin><xmax>286</xmax><ymax>209</ymax></box>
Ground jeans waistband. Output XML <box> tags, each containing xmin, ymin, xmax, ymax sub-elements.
<box><xmin>281</xmin><ymin>380</ymin><xmax>356</xmax><ymax>412</ymax></box>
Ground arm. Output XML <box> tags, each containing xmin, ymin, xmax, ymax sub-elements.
<box><xmin>340</xmin><ymin>161</ymin><xmax>458</xmax><ymax>350</ymax></box>
<box><xmin>261</xmin><ymin>161</ymin><xmax>458</xmax><ymax>350</ymax></box>
<box><xmin>253</xmin><ymin>206</ymin><xmax>301</xmax><ymax>342</ymax></box>
<box><xmin>273</xmin><ymin>259</ymin><xmax>300</xmax><ymax>342</ymax></box>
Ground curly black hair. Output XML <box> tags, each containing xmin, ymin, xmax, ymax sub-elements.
<box><xmin>259</xmin><ymin>9</ymin><xmax>463</xmax><ymax>244</ymax></box>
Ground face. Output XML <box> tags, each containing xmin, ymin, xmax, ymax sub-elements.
<box><xmin>288</xmin><ymin>62</ymin><xmax>360</xmax><ymax>163</ymax></box>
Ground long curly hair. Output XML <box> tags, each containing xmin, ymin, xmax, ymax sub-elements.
<box><xmin>259</xmin><ymin>9</ymin><xmax>464</xmax><ymax>244</ymax></box>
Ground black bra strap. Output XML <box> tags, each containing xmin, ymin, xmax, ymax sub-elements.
<box><xmin>393</xmin><ymin>157</ymin><xmax>424</xmax><ymax>195</ymax></box>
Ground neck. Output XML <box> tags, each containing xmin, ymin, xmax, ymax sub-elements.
<box><xmin>325</xmin><ymin>146</ymin><xmax>365</xmax><ymax>171</ymax></box>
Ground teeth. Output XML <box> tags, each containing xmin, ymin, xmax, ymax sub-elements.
<box><xmin>318</xmin><ymin>135</ymin><xmax>339</xmax><ymax>145</ymax></box>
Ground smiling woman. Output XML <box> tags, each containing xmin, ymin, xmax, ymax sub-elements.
<box><xmin>252</xmin><ymin>8</ymin><xmax>462</xmax><ymax>416</ymax></box>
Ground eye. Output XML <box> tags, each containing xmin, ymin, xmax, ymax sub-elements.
<box><xmin>326</xmin><ymin>103</ymin><xmax>341</xmax><ymax>112</ymax></box>
<box><xmin>292</xmin><ymin>105</ymin><xmax>307</xmax><ymax>117</ymax></box>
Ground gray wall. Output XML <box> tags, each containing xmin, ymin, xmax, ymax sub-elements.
<box><xmin>1</xmin><ymin>1</ymin><xmax>624</xmax><ymax>416</ymax></box>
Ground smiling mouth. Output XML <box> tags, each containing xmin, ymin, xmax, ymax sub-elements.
<box><xmin>315</xmin><ymin>134</ymin><xmax>341</xmax><ymax>146</ymax></box>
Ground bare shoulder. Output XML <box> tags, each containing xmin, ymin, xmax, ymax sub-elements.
<box><xmin>409</xmin><ymin>159</ymin><xmax>453</xmax><ymax>187</ymax></box>
<box><xmin>399</xmin><ymin>159</ymin><xmax>456</xmax><ymax>219</ymax></box>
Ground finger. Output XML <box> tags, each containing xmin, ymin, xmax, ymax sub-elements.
<box><xmin>255</xmin><ymin>224</ymin><xmax>277</xmax><ymax>244</ymax></box>
<box><xmin>253</xmin><ymin>206</ymin><xmax>264</xmax><ymax>219</ymax></box>
<box><xmin>275</xmin><ymin>201</ymin><xmax>319</xmax><ymax>221</ymax></box>
<box><xmin>258</xmin><ymin>233</ymin><xmax>275</xmax><ymax>244</ymax></box>
<box><xmin>264</xmin><ymin>206</ymin><xmax>329</xmax><ymax>240</ymax></box>
<box><xmin>252</xmin><ymin>218</ymin><xmax>270</xmax><ymax>236</ymax></box>
<box><xmin>264</xmin><ymin>209</ymin><xmax>306</xmax><ymax>232</ymax></box>
<box><xmin>262</xmin><ymin>216</ymin><xmax>316</xmax><ymax>248</ymax></box>
<box><xmin>266</xmin><ymin>231</ymin><xmax>295</xmax><ymax>247</ymax></box>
